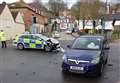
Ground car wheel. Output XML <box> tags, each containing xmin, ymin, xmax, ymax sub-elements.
<box><xmin>17</xmin><ymin>43</ymin><xmax>24</xmax><ymax>50</ymax></box>
<box><xmin>62</xmin><ymin>69</ymin><xmax>69</xmax><ymax>74</ymax></box>
<box><xmin>44</xmin><ymin>45</ymin><xmax>52</xmax><ymax>52</ymax></box>
<box><xmin>97</xmin><ymin>63</ymin><xmax>104</xmax><ymax>77</ymax></box>
<box><xmin>105</xmin><ymin>58</ymin><xmax>108</xmax><ymax>65</ymax></box>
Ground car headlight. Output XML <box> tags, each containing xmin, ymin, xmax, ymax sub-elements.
<box><xmin>91</xmin><ymin>57</ymin><xmax>100</xmax><ymax>64</ymax></box>
<box><xmin>62</xmin><ymin>55</ymin><xmax>67</xmax><ymax>62</ymax></box>
<box><xmin>43</xmin><ymin>41</ymin><xmax>46</xmax><ymax>45</ymax></box>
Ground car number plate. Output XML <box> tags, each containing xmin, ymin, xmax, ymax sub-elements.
<box><xmin>70</xmin><ymin>66</ymin><xmax>84</xmax><ymax>71</ymax></box>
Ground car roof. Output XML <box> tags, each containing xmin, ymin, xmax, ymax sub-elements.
<box><xmin>79</xmin><ymin>35</ymin><xmax>105</xmax><ymax>40</ymax></box>
<box><xmin>19</xmin><ymin>34</ymin><xmax>43</xmax><ymax>36</ymax></box>
<box><xmin>19</xmin><ymin>34</ymin><xmax>49</xmax><ymax>40</ymax></box>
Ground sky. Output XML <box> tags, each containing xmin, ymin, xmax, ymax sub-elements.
<box><xmin>0</xmin><ymin>0</ymin><xmax>78</xmax><ymax>8</ymax></box>
<box><xmin>0</xmin><ymin>0</ymin><xmax>119</xmax><ymax>8</ymax></box>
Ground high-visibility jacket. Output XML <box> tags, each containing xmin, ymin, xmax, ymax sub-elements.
<box><xmin>0</xmin><ymin>32</ymin><xmax>6</xmax><ymax>41</ymax></box>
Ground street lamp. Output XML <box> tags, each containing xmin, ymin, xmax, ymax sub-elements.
<box><xmin>66</xmin><ymin>0</ymin><xmax>68</xmax><ymax>29</ymax></box>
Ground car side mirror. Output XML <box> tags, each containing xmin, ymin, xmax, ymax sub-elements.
<box><xmin>104</xmin><ymin>47</ymin><xmax>110</xmax><ymax>50</ymax></box>
<box><xmin>37</xmin><ymin>38</ymin><xmax>42</xmax><ymax>41</ymax></box>
<box><xmin>67</xmin><ymin>45</ymin><xmax>71</xmax><ymax>48</ymax></box>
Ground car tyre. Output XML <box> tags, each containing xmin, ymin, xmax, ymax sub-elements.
<box><xmin>17</xmin><ymin>43</ymin><xmax>24</xmax><ymax>50</ymax></box>
<box><xmin>44</xmin><ymin>45</ymin><xmax>52</xmax><ymax>52</ymax></box>
<box><xmin>96</xmin><ymin>63</ymin><xmax>104</xmax><ymax>77</ymax></box>
<box><xmin>105</xmin><ymin>58</ymin><xmax>108</xmax><ymax>65</ymax></box>
<box><xmin>62</xmin><ymin>69</ymin><xmax>69</xmax><ymax>74</ymax></box>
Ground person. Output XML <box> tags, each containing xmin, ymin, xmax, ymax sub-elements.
<box><xmin>71</xmin><ymin>28</ymin><xmax>75</xmax><ymax>35</ymax></box>
<box><xmin>0</xmin><ymin>30</ymin><xmax>7</xmax><ymax>48</ymax></box>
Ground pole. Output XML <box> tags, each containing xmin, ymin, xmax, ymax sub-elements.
<box><xmin>101</xmin><ymin>18</ymin><xmax>105</xmax><ymax>35</ymax></box>
<box><xmin>66</xmin><ymin>0</ymin><xmax>68</xmax><ymax>30</ymax></box>
<box><xmin>106</xmin><ymin>0</ymin><xmax>108</xmax><ymax>14</ymax></box>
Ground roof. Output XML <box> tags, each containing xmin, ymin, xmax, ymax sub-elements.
<box><xmin>0</xmin><ymin>2</ymin><xmax>6</xmax><ymax>15</ymax></box>
<box><xmin>102</xmin><ymin>14</ymin><xmax>112</xmax><ymax>21</ymax></box>
<box><xmin>9</xmin><ymin>1</ymin><xmax>45</xmax><ymax>17</ymax></box>
<box><xmin>79</xmin><ymin>35</ymin><xmax>104</xmax><ymax>39</ymax></box>
<box><xmin>28</xmin><ymin>3</ymin><xmax>47</xmax><ymax>12</ymax></box>
<box><xmin>11</xmin><ymin>11</ymin><xmax>19</xmax><ymax>20</ymax></box>
<box><xmin>28</xmin><ymin>3</ymin><xmax>48</xmax><ymax>17</ymax></box>
<box><xmin>9</xmin><ymin>1</ymin><xmax>30</xmax><ymax>9</ymax></box>
<box><xmin>112</xmin><ymin>13</ymin><xmax>120</xmax><ymax>20</ymax></box>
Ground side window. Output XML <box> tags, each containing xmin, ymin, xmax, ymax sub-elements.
<box><xmin>31</xmin><ymin>35</ymin><xmax>41</xmax><ymax>40</ymax></box>
<box><xmin>20</xmin><ymin>35</ymin><xmax>31</xmax><ymax>39</ymax></box>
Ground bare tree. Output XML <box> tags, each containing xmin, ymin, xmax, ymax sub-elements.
<box><xmin>48</xmin><ymin>0</ymin><xmax>67</xmax><ymax>17</ymax></box>
<box><xmin>71</xmin><ymin>0</ymin><xmax>105</xmax><ymax>31</ymax></box>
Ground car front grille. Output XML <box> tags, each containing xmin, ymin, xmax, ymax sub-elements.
<box><xmin>68</xmin><ymin>59</ymin><xmax>89</xmax><ymax>65</ymax></box>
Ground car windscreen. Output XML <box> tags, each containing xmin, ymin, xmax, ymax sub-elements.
<box><xmin>71</xmin><ymin>37</ymin><xmax>102</xmax><ymax>50</ymax></box>
<box><xmin>38</xmin><ymin>34</ymin><xmax>49</xmax><ymax>41</ymax></box>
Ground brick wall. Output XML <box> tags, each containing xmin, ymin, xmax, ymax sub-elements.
<box><xmin>23</xmin><ymin>8</ymin><xmax>45</xmax><ymax>31</ymax></box>
<box><xmin>10</xmin><ymin>8</ymin><xmax>45</xmax><ymax>31</ymax></box>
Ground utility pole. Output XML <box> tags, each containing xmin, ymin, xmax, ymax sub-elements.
<box><xmin>105</xmin><ymin>0</ymin><xmax>109</xmax><ymax>14</ymax></box>
<box><xmin>66</xmin><ymin>0</ymin><xmax>68</xmax><ymax>29</ymax></box>
<box><xmin>101</xmin><ymin>0</ymin><xmax>107</xmax><ymax>35</ymax></box>
<box><xmin>101</xmin><ymin>0</ymin><xmax>108</xmax><ymax>35</ymax></box>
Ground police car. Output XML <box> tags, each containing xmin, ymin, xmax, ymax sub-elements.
<box><xmin>13</xmin><ymin>34</ymin><xmax>60</xmax><ymax>52</ymax></box>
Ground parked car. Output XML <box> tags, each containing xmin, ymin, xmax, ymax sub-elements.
<box><xmin>52</xmin><ymin>31</ymin><xmax>60</xmax><ymax>38</ymax></box>
<box><xmin>62</xmin><ymin>35</ymin><xmax>110</xmax><ymax>76</ymax></box>
<box><xmin>13</xmin><ymin>34</ymin><xmax>60</xmax><ymax>52</ymax></box>
<box><xmin>66</xmin><ymin>28</ymin><xmax>72</xmax><ymax>34</ymax></box>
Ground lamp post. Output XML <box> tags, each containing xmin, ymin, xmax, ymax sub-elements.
<box><xmin>101</xmin><ymin>0</ymin><xmax>108</xmax><ymax>35</ymax></box>
<box><xmin>66</xmin><ymin>0</ymin><xmax>68</xmax><ymax>30</ymax></box>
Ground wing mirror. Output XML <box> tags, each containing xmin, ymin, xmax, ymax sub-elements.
<box><xmin>67</xmin><ymin>45</ymin><xmax>71</xmax><ymax>48</ymax></box>
<box><xmin>104</xmin><ymin>46</ymin><xmax>110</xmax><ymax>50</ymax></box>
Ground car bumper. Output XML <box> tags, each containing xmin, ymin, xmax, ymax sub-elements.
<box><xmin>51</xmin><ymin>44</ymin><xmax>61</xmax><ymax>50</ymax></box>
<box><xmin>13</xmin><ymin>42</ymin><xmax>17</xmax><ymax>47</ymax></box>
<box><xmin>62</xmin><ymin>62</ymin><xmax>101</xmax><ymax>74</ymax></box>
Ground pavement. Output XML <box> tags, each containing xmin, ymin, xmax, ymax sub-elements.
<box><xmin>57</xmin><ymin>32</ymin><xmax>79</xmax><ymax>41</ymax></box>
<box><xmin>0</xmin><ymin>35</ymin><xmax>119</xmax><ymax>83</ymax></box>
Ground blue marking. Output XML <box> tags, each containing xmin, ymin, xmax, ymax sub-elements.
<box><xmin>19</xmin><ymin>38</ymin><xmax>23</xmax><ymax>42</ymax></box>
<box><xmin>30</xmin><ymin>39</ymin><xmax>35</xmax><ymax>43</ymax></box>
<box><xmin>36</xmin><ymin>44</ymin><xmax>42</xmax><ymax>48</ymax></box>
<box><xmin>24</xmin><ymin>43</ymin><xmax>29</xmax><ymax>48</ymax></box>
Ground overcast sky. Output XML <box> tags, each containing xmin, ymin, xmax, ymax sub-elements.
<box><xmin>0</xmin><ymin>0</ymin><xmax>118</xmax><ymax>8</ymax></box>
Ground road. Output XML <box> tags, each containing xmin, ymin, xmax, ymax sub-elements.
<box><xmin>0</xmin><ymin>39</ymin><xmax>119</xmax><ymax>83</ymax></box>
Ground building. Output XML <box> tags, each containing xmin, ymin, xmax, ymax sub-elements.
<box><xmin>111</xmin><ymin>4</ymin><xmax>120</xmax><ymax>14</ymax></box>
<box><xmin>112</xmin><ymin>13</ymin><xmax>120</xmax><ymax>32</ymax></box>
<box><xmin>59</xmin><ymin>10</ymin><xmax>75</xmax><ymax>30</ymax></box>
<box><xmin>9</xmin><ymin>0</ymin><xmax>46</xmax><ymax>33</ymax></box>
<box><xmin>11</xmin><ymin>11</ymin><xmax>25</xmax><ymax>35</ymax></box>
<box><xmin>0</xmin><ymin>2</ymin><xmax>17</xmax><ymax>40</ymax></box>
<box><xmin>102</xmin><ymin>14</ymin><xmax>113</xmax><ymax>30</ymax></box>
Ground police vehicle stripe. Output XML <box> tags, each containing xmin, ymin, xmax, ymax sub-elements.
<box><xmin>30</xmin><ymin>43</ymin><xmax>36</xmax><ymax>48</ymax></box>
<box><xmin>16</xmin><ymin>37</ymin><xmax>44</xmax><ymax>49</ymax></box>
<box><xmin>24</xmin><ymin>39</ymin><xmax>30</xmax><ymax>43</ymax></box>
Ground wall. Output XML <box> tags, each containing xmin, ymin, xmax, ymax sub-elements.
<box><xmin>0</xmin><ymin>5</ymin><xmax>16</xmax><ymax>40</ymax></box>
<box><xmin>11</xmin><ymin>8</ymin><xmax>45</xmax><ymax>32</ymax></box>
<box><xmin>15</xmin><ymin>12</ymin><xmax>25</xmax><ymax>36</ymax></box>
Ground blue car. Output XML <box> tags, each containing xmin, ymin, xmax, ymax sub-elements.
<box><xmin>62</xmin><ymin>35</ymin><xmax>110</xmax><ymax>76</ymax></box>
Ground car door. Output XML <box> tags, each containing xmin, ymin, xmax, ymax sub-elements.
<box><xmin>30</xmin><ymin>35</ymin><xmax>43</xmax><ymax>49</ymax></box>
<box><xmin>102</xmin><ymin>40</ymin><xmax>109</xmax><ymax>62</ymax></box>
<box><xmin>21</xmin><ymin>35</ymin><xmax>31</xmax><ymax>48</ymax></box>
